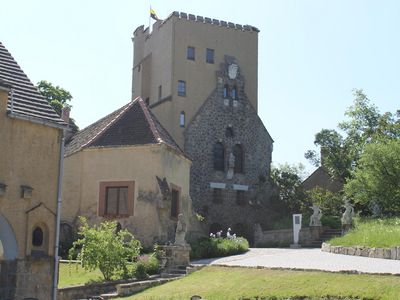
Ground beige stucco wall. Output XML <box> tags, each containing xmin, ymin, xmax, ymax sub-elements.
<box><xmin>133</xmin><ymin>15</ymin><xmax>258</xmax><ymax>147</ymax></box>
<box><xmin>0</xmin><ymin>88</ymin><xmax>61</xmax><ymax>259</ymax></box>
<box><xmin>62</xmin><ymin>143</ymin><xmax>192</xmax><ymax>246</ymax></box>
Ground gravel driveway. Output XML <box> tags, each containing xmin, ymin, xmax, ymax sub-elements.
<box><xmin>192</xmin><ymin>248</ymin><xmax>400</xmax><ymax>274</ymax></box>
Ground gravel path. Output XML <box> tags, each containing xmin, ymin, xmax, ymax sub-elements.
<box><xmin>192</xmin><ymin>248</ymin><xmax>400</xmax><ymax>274</ymax></box>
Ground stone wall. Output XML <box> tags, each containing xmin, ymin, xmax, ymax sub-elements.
<box><xmin>321</xmin><ymin>243</ymin><xmax>400</xmax><ymax>260</ymax></box>
<box><xmin>184</xmin><ymin>57</ymin><xmax>275</xmax><ymax>243</ymax></box>
<box><xmin>0</xmin><ymin>257</ymin><xmax>54</xmax><ymax>300</ymax></box>
<box><xmin>254</xmin><ymin>227</ymin><xmax>324</xmax><ymax>247</ymax></box>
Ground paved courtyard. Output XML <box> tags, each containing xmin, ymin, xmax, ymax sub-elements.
<box><xmin>192</xmin><ymin>248</ymin><xmax>400</xmax><ymax>275</ymax></box>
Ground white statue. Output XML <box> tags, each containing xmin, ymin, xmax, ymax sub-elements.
<box><xmin>174</xmin><ymin>214</ymin><xmax>188</xmax><ymax>247</ymax></box>
<box><xmin>226</xmin><ymin>153</ymin><xmax>235</xmax><ymax>179</ymax></box>
<box><xmin>309</xmin><ymin>204</ymin><xmax>322</xmax><ymax>226</ymax></box>
<box><xmin>341</xmin><ymin>198</ymin><xmax>354</xmax><ymax>225</ymax></box>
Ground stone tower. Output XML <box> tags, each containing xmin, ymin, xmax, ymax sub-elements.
<box><xmin>132</xmin><ymin>12</ymin><xmax>275</xmax><ymax>242</ymax></box>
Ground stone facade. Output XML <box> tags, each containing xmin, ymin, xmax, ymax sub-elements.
<box><xmin>184</xmin><ymin>57</ymin><xmax>274</xmax><ymax>243</ymax></box>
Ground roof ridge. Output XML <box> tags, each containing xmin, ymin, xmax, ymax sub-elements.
<box><xmin>81</xmin><ymin>101</ymin><xmax>135</xmax><ymax>149</ymax></box>
<box><xmin>137</xmin><ymin>97</ymin><xmax>162</xmax><ymax>143</ymax></box>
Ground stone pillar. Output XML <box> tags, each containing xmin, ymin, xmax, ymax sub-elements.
<box><xmin>159</xmin><ymin>245</ymin><xmax>191</xmax><ymax>274</ymax></box>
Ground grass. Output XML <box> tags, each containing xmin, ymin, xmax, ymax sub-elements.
<box><xmin>58</xmin><ymin>262</ymin><xmax>103</xmax><ymax>287</ymax></box>
<box><xmin>114</xmin><ymin>266</ymin><xmax>400</xmax><ymax>300</ymax></box>
<box><xmin>329</xmin><ymin>218</ymin><xmax>400</xmax><ymax>248</ymax></box>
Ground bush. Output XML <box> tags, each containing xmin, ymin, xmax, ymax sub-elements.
<box><xmin>321</xmin><ymin>215</ymin><xmax>341</xmax><ymax>229</ymax></box>
<box><xmin>69</xmin><ymin>217</ymin><xmax>141</xmax><ymax>281</ymax></box>
<box><xmin>134</xmin><ymin>262</ymin><xmax>149</xmax><ymax>280</ymax></box>
<box><xmin>191</xmin><ymin>230</ymin><xmax>249</xmax><ymax>259</ymax></box>
<box><xmin>137</xmin><ymin>253</ymin><xmax>159</xmax><ymax>275</ymax></box>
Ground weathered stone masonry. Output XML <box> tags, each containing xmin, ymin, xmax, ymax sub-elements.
<box><xmin>184</xmin><ymin>57</ymin><xmax>275</xmax><ymax>242</ymax></box>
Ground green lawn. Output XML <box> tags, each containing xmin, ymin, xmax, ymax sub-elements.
<box><xmin>115</xmin><ymin>266</ymin><xmax>400</xmax><ymax>300</ymax></box>
<box><xmin>58</xmin><ymin>262</ymin><xmax>103</xmax><ymax>287</ymax></box>
<box><xmin>329</xmin><ymin>218</ymin><xmax>400</xmax><ymax>248</ymax></box>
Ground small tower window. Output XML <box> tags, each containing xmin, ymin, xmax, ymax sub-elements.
<box><xmin>223</xmin><ymin>84</ymin><xmax>229</xmax><ymax>98</ymax></box>
<box><xmin>158</xmin><ymin>85</ymin><xmax>162</xmax><ymax>100</ymax></box>
<box><xmin>206</xmin><ymin>48</ymin><xmax>214</xmax><ymax>64</ymax></box>
<box><xmin>32</xmin><ymin>227</ymin><xmax>43</xmax><ymax>247</ymax></box>
<box><xmin>180</xmin><ymin>111</ymin><xmax>185</xmax><ymax>127</ymax></box>
<box><xmin>187</xmin><ymin>46</ymin><xmax>195</xmax><ymax>60</ymax></box>
<box><xmin>213</xmin><ymin>142</ymin><xmax>225</xmax><ymax>171</ymax></box>
<box><xmin>231</xmin><ymin>85</ymin><xmax>237</xmax><ymax>99</ymax></box>
<box><xmin>178</xmin><ymin>80</ymin><xmax>186</xmax><ymax>97</ymax></box>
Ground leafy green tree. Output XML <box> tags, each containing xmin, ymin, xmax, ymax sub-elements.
<box><xmin>69</xmin><ymin>217</ymin><xmax>141</xmax><ymax>281</ymax></box>
<box><xmin>270</xmin><ymin>163</ymin><xmax>308</xmax><ymax>213</ymax></box>
<box><xmin>306</xmin><ymin>187</ymin><xmax>343</xmax><ymax>216</ymax></box>
<box><xmin>36</xmin><ymin>80</ymin><xmax>79</xmax><ymax>132</ymax></box>
<box><xmin>305</xmin><ymin>89</ymin><xmax>400</xmax><ymax>182</ymax></box>
<box><xmin>344</xmin><ymin>139</ymin><xmax>400</xmax><ymax>215</ymax></box>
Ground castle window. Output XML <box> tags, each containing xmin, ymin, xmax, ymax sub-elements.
<box><xmin>145</xmin><ymin>97</ymin><xmax>150</xmax><ymax>106</ymax></box>
<box><xmin>171</xmin><ymin>187</ymin><xmax>180</xmax><ymax>218</ymax></box>
<box><xmin>178</xmin><ymin>80</ymin><xmax>186</xmax><ymax>97</ymax></box>
<box><xmin>99</xmin><ymin>181</ymin><xmax>135</xmax><ymax>218</ymax></box>
<box><xmin>206</xmin><ymin>48</ymin><xmax>214</xmax><ymax>64</ymax></box>
<box><xmin>225</xmin><ymin>127</ymin><xmax>234</xmax><ymax>138</ymax></box>
<box><xmin>158</xmin><ymin>85</ymin><xmax>162</xmax><ymax>100</ymax></box>
<box><xmin>180</xmin><ymin>111</ymin><xmax>185</xmax><ymax>127</ymax></box>
<box><xmin>187</xmin><ymin>46</ymin><xmax>195</xmax><ymax>60</ymax></box>
<box><xmin>236</xmin><ymin>190</ymin><xmax>246</xmax><ymax>206</ymax></box>
<box><xmin>231</xmin><ymin>85</ymin><xmax>237</xmax><ymax>99</ymax></box>
<box><xmin>106</xmin><ymin>187</ymin><xmax>128</xmax><ymax>216</ymax></box>
<box><xmin>213</xmin><ymin>142</ymin><xmax>225</xmax><ymax>171</ymax></box>
<box><xmin>223</xmin><ymin>84</ymin><xmax>229</xmax><ymax>98</ymax></box>
<box><xmin>233</xmin><ymin>144</ymin><xmax>244</xmax><ymax>173</ymax></box>
<box><xmin>212</xmin><ymin>188</ymin><xmax>223</xmax><ymax>204</ymax></box>
<box><xmin>32</xmin><ymin>227</ymin><xmax>43</xmax><ymax>247</ymax></box>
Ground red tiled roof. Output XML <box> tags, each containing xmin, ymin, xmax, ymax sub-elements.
<box><xmin>65</xmin><ymin>97</ymin><xmax>185</xmax><ymax>157</ymax></box>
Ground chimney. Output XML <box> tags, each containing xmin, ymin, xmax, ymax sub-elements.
<box><xmin>320</xmin><ymin>147</ymin><xmax>328</xmax><ymax>167</ymax></box>
<box><xmin>61</xmin><ymin>106</ymin><xmax>71</xmax><ymax>123</ymax></box>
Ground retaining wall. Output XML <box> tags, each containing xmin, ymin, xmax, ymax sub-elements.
<box><xmin>321</xmin><ymin>243</ymin><xmax>400</xmax><ymax>260</ymax></box>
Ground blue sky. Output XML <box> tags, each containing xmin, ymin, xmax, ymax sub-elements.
<box><xmin>1</xmin><ymin>0</ymin><xmax>399</xmax><ymax>175</ymax></box>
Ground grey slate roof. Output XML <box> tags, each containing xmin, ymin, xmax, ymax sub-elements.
<box><xmin>0</xmin><ymin>42</ymin><xmax>66</xmax><ymax>125</ymax></box>
<box><xmin>65</xmin><ymin>97</ymin><xmax>185</xmax><ymax>157</ymax></box>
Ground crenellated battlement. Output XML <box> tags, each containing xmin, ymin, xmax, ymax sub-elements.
<box><xmin>134</xmin><ymin>11</ymin><xmax>259</xmax><ymax>36</ymax></box>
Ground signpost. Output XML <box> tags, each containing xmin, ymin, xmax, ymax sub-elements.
<box><xmin>291</xmin><ymin>213</ymin><xmax>302</xmax><ymax>248</ymax></box>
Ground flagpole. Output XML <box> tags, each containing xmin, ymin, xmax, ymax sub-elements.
<box><xmin>149</xmin><ymin>4</ymin><xmax>151</xmax><ymax>34</ymax></box>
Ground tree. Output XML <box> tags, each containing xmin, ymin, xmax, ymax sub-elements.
<box><xmin>305</xmin><ymin>89</ymin><xmax>400</xmax><ymax>182</ymax></box>
<box><xmin>69</xmin><ymin>217</ymin><xmax>141</xmax><ymax>281</ymax></box>
<box><xmin>270</xmin><ymin>163</ymin><xmax>308</xmax><ymax>213</ymax></box>
<box><xmin>344</xmin><ymin>139</ymin><xmax>400</xmax><ymax>215</ymax></box>
<box><xmin>36</xmin><ymin>80</ymin><xmax>79</xmax><ymax>132</ymax></box>
<box><xmin>306</xmin><ymin>187</ymin><xmax>343</xmax><ymax>216</ymax></box>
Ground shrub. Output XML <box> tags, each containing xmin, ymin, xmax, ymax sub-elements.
<box><xmin>321</xmin><ymin>215</ymin><xmax>341</xmax><ymax>229</ymax></box>
<box><xmin>191</xmin><ymin>229</ymin><xmax>249</xmax><ymax>259</ymax></box>
<box><xmin>69</xmin><ymin>217</ymin><xmax>141</xmax><ymax>281</ymax></box>
<box><xmin>138</xmin><ymin>253</ymin><xmax>159</xmax><ymax>275</ymax></box>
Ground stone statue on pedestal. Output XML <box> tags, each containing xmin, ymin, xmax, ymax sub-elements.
<box><xmin>341</xmin><ymin>198</ymin><xmax>354</xmax><ymax>234</ymax></box>
<box><xmin>174</xmin><ymin>213</ymin><xmax>188</xmax><ymax>247</ymax></box>
<box><xmin>309</xmin><ymin>204</ymin><xmax>322</xmax><ymax>226</ymax></box>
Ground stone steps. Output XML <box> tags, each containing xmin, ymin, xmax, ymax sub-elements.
<box><xmin>304</xmin><ymin>229</ymin><xmax>342</xmax><ymax>248</ymax></box>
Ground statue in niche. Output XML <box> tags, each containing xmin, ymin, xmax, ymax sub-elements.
<box><xmin>174</xmin><ymin>214</ymin><xmax>188</xmax><ymax>247</ymax></box>
<box><xmin>309</xmin><ymin>204</ymin><xmax>322</xmax><ymax>226</ymax></box>
<box><xmin>226</xmin><ymin>152</ymin><xmax>235</xmax><ymax>179</ymax></box>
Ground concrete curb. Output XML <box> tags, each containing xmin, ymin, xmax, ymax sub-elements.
<box><xmin>321</xmin><ymin>243</ymin><xmax>400</xmax><ymax>260</ymax></box>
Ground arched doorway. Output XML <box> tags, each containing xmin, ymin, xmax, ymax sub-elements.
<box><xmin>0</xmin><ymin>214</ymin><xmax>18</xmax><ymax>260</ymax></box>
